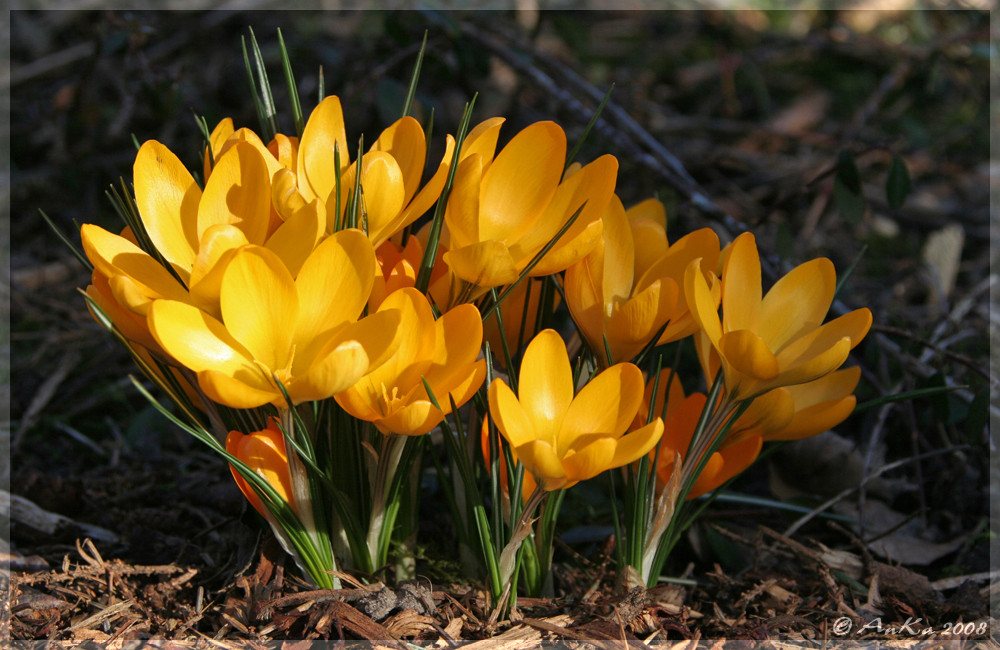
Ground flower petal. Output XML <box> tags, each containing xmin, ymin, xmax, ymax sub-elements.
<box><xmin>220</xmin><ymin>246</ymin><xmax>298</xmax><ymax>372</ymax></box>
<box><xmin>134</xmin><ymin>141</ymin><xmax>201</xmax><ymax>276</ymax></box>
<box><xmin>610</xmin><ymin>418</ymin><xmax>663</xmax><ymax>467</ymax></box>
<box><xmin>199</xmin><ymin>367</ymin><xmax>280</xmax><ymax>409</ymax></box>
<box><xmin>518</xmin><ymin>329</ymin><xmax>575</xmax><ymax>446</ymax></box>
<box><xmin>558</xmin><ymin>361</ymin><xmax>644</xmax><ymax>453</ymax></box>
<box><xmin>760</xmin><ymin>257</ymin><xmax>836</xmax><ymax>351</ymax></box>
<box><xmin>479</xmin><ymin>121</ymin><xmax>565</xmax><ymax>244</ymax></box>
<box><xmin>371</xmin><ymin>116</ymin><xmax>426</xmax><ymax>206</ymax></box>
<box><xmin>514</xmin><ymin>440</ymin><xmax>570</xmax><ymax>491</ymax></box>
<box><xmin>443</xmin><ymin>241</ymin><xmax>520</xmax><ymax>289</ymax></box>
<box><xmin>340</xmin><ymin>151</ymin><xmax>406</xmax><ymax>245</ymax></box>
<box><xmin>721</xmin><ymin>232</ymin><xmax>761</xmax><ymax>333</ymax></box>
<box><xmin>265</xmin><ymin>198</ymin><xmax>326</xmax><ymax>278</ymax></box>
<box><xmin>489</xmin><ymin>378</ymin><xmax>537</xmax><ymax>448</ymax></box>
<box><xmin>198</xmin><ymin>141</ymin><xmax>271</xmax><ymax>245</ymax></box>
<box><xmin>298</xmin><ymin>95</ymin><xmax>349</xmax><ymax>204</ymax></box>
<box><xmin>719</xmin><ymin>329</ymin><xmax>780</xmax><ymax>380</ymax></box>
<box><xmin>81</xmin><ymin>224</ymin><xmax>191</xmax><ymax>303</ymax></box>
<box><xmin>189</xmin><ymin>224</ymin><xmax>249</xmax><ymax>315</ymax></box>
<box><xmin>683</xmin><ymin>257</ymin><xmax>723</xmax><ymax>347</ymax></box>
<box><xmin>561</xmin><ymin>437</ymin><xmax>617</xmax><ymax>482</ymax></box>
<box><xmin>293</xmin><ymin>228</ymin><xmax>375</xmax><ymax>355</ymax></box>
<box><xmin>512</xmin><ymin>154</ymin><xmax>618</xmax><ymax>275</ymax></box>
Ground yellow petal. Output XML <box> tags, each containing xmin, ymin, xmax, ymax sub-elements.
<box><xmin>299</xmin><ymin>340</ymin><xmax>368</xmax><ymax>402</ymax></box>
<box><xmin>777</xmin><ymin>308</ymin><xmax>872</xmax><ymax>362</ymax></box>
<box><xmin>396</xmin><ymin>134</ymin><xmax>454</xmax><ymax>234</ymax></box>
<box><xmin>773</xmin><ymin>336</ymin><xmax>852</xmax><ymax>390</ymax></box>
<box><xmin>217</xmin><ymin>128</ymin><xmax>285</xmax><ymax>182</ymax></box>
<box><xmin>489</xmin><ymin>378</ymin><xmax>538</xmax><ymax>448</ymax></box>
<box><xmin>298</xmin><ymin>95</ymin><xmax>349</xmax><ymax>204</ymax></box>
<box><xmin>558</xmin><ymin>362</ymin><xmax>643</xmax><ymax>453</ymax></box>
<box><xmin>626</xmin><ymin>198</ymin><xmax>667</xmax><ymax>230</ymax></box>
<box><xmin>81</xmin><ymin>224</ymin><xmax>190</xmax><ymax>303</ymax></box>
<box><xmin>443</xmin><ymin>154</ymin><xmax>484</xmax><ymax>250</ymax></box>
<box><xmin>265</xmin><ymin>198</ymin><xmax>326</xmax><ymax>278</ymax></box>
<box><xmin>460</xmin><ymin>117</ymin><xmax>505</xmax><ymax>170</ymax></box>
<box><xmin>519</xmin><ymin>329</ymin><xmax>575</xmax><ymax>445</ymax></box>
<box><xmin>422</xmin><ymin>304</ymin><xmax>486</xmax><ymax>393</ymax></box>
<box><xmin>340</xmin><ymin>151</ymin><xmax>406</xmax><ymax>245</ymax></box>
<box><xmin>635</xmin><ymin>227</ymin><xmax>720</xmax><ymax>295</ymax></box>
<box><xmin>147</xmin><ymin>299</ymin><xmax>269</xmax><ymax>398</ymax></box>
<box><xmin>478</xmin><ymin>121</ymin><xmax>565</xmax><ymax>243</ymax></box>
<box><xmin>599</xmin><ymin>194</ymin><xmax>635</xmax><ymax>304</ymax></box>
<box><xmin>721</xmin><ymin>232</ymin><xmax>761</xmax><ymax>333</ymax></box>
<box><xmin>199</xmin><ymin>367</ymin><xmax>280</xmax><ymax>409</ymax></box>
<box><xmin>293</xmin><ymin>228</ymin><xmax>375</xmax><ymax>354</ymax></box>
<box><xmin>562</xmin><ymin>437</ymin><xmax>617</xmax><ymax>482</ymax></box>
<box><xmin>563</xmin><ymin>252</ymin><xmax>606</xmax><ymax>359</ymax></box>
<box><xmin>606</xmin><ymin>279</ymin><xmax>678</xmax><ymax>364</ymax></box>
<box><xmin>133</xmin><ymin>141</ymin><xmax>201</xmax><ymax>276</ymax></box>
<box><xmin>271</xmin><ymin>167</ymin><xmax>308</xmax><ymax>221</ymax></box>
<box><xmin>760</xmin><ymin>257</ymin><xmax>836</xmax><ymax>351</ymax></box>
<box><xmin>268</xmin><ymin>133</ymin><xmax>299</xmax><ymax>174</ymax></box>
<box><xmin>377</xmin><ymin>400</ymin><xmax>442</xmax><ymax>437</ymax></box>
<box><xmin>198</xmin><ymin>141</ymin><xmax>271</xmax><ymax>245</ymax></box>
<box><xmin>511</xmin><ymin>154</ymin><xmax>618</xmax><ymax>273</ymax></box>
<box><xmin>514</xmin><ymin>439</ymin><xmax>570</xmax><ymax>491</ymax></box>
<box><xmin>189</xmin><ymin>224</ymin><xmax>249</xmax><ymax>315</ymax></box>
<box><xmin>443</xmin><ymin>241</ymin><xmax>520</xmax><ymax>288</ymax></box>
<box><xmin>220</xmin><ymin>246</ymin><xmax>297</xmax><ymax>372</ymax></box>
<box><xmin>610</xmin><ymin>418</ymin><xmax>664</xmax><ymax>467</ymax></box>
<box><xmin>86</xmin><ymin>271</ymin><xmax>158</xmax><ymax>350</ymax></box>
<box><xmin>359</xmin><ymin>287</ymin><xmax>435</xmax><ymax>395</ymax></box>
<box><xmin>371</xmin><ymin>116</ymin><xmax>426</xmax><ymax>206</ymax></box>
<box><xmin>683</xmin><ymin>258</ymin><xmax>723</xmax><ymax>347</ymax></box>
<box><xmin>719</xmin><ymin>329</ymin><xmax>780</xmax><ymax>381</ymax></box>
<box><xmin>204</xmin><ymin>118</ymin><xmax>235</xmax><ymax>180</ymax></box>
<box><xmin>728</xmin><ymin>387</ymin><xmax>795</xmax><ymax>444</ymax></box>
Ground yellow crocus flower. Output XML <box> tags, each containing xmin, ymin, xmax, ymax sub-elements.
<box><xmin>442</xmin><ymin>121</ymin><xmax>616</xmax><ymax>304</ymax></box>
<box><xmin>487</xmin><ymin>329</ymin><xmax>663</xmax><ymax>491</ymax></box>
<box><xmin>565</xmin><ymin>195</ymin><xmax>720</xmax><ymax>365</ymax></box>
<box><xmin>337</xmin><ymin>287</ymin><xmax>486</xmax><ymax>436</ymax></box>
<box><xmin>685</xmin><ymin>232</ymin><xmax>871</xmax><ymax>402</ymax></box>
<box><xmin>147</xmin><ymin>229</ymin><xmax>398</xmax><ymax>409</ymax></box>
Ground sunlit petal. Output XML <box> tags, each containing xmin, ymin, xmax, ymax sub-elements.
<box><xmin>134</xmin><ymin>141</ymin><xmax>201</xmax><ymax>276</ymax></box>
<box><xmin>220</xmin><ymin>246</ymin><xmax>297</xmax><ymax>372</ymax></box>
<box><xmin>294</xmin><ymin>228</ymin><xmax>375</xmax><ymax>352</ymax></box>
<box><xmin>479</xmin><ymin>121</ymin><xmax>565</xmax><ymax>243</ymax></box>
<box><xmin>759</xmin><ymin>257</ymin><xmax>836</xmax><ymax>351</ymax></box>
<box><xmin>610</xmin><ymin>418</ymin><xmax>663</xmax><ymax>467</ymax></box>
<box><xmin>721</xmin><ymin>232</ymin><xmax>761</xmax><ymax>333</ymax></box>
<box><xmin>519</xmin><ymin>329</ymin><xmax>575</xmax><ymax>444</ymax></box>
<box><xmin>298</xmin><ymin>95</ymin><xmax>349</xmax><ymax>204</ymax></box>
<box><xmin>198</xmin><ymin>141</ymin><xmax>271</xmax><ymax>245</ymax></box>
<box><xmin>489</xmin><ymin>378</ymin><xmax>538</xmax><ymax>448</ymax></box>
<box><xmin>558</xmin><ymin>362</ymin><xmax>643</xmax><ymax>452</ymax></box>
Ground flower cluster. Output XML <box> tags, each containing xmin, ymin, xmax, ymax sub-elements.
<box><xmin>79</xmin><ymin>55</ymin><xmax>870</xmax><ymax>604</ymax></box>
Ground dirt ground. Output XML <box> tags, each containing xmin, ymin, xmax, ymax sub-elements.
<box><xmin>6</xmin><ymin>9</ymin><xmax>996</xmax><ymax>647</ymax></box>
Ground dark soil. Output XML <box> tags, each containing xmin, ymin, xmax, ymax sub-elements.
<box><xmin>7</xmin><ymin>9</ymin><xmax>995</xmax><ymax>646</ymax></box>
